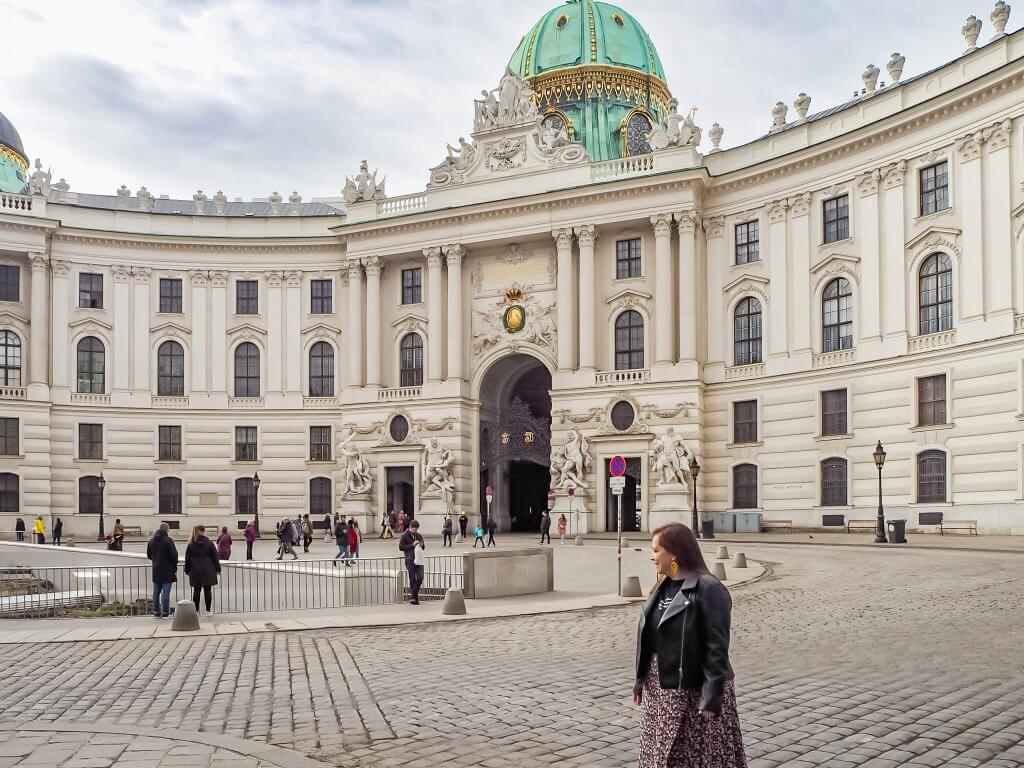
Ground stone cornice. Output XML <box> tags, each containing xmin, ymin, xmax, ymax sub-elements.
<box><xmin>51</xmin><ymin>230</ymin><xmax>344</xmax><ymax>255</ymax></box>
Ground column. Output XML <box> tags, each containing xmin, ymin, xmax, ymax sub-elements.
<box><xmin>984</xmin><ymin>119</ymin><xmax>1014</xmax><ymax>317</ymax></box>
<box><xmin>854</xmin><ymin>176</ymin><xmax>882</xmax><ymax>342</ymax></box>
<box><xmin>364</xmin><ymin>258</ymin><xmax>382</xmax><ymax>387</ymax></box>
<box><xmin>132</xmin><ymin>268</ymin><xmax>150</xmax><ymax>393</ymax></box>
<box><xmin>50</xmin><ymin>260</ymin><xmax>70</xmax><ymax>391</ymax></box>
<box><xmin>346</xmin><ymin>261</ymin><xmax>364</xmax><ymax>387</ymax></box>
<box><xmin>576</xmin><ymin>225</ymin><xmax>596</xmax><ymax>370</ymax></box>
<box><xmin>445</xmin><ymin>244</ymin><xmax>465</xmax><ymax>380</ymax></box>
<box><xmin>266</xmin><ymin>271</ymin><xmax>284</xmax><ymax>395</ymax></box>
<box><xmin>957</xmin><ymin>133</ymin><xmax>985</xmax><ymax>321</ymax></box>
<box><xmin>284</xmin><ymin>270</ymin><xmax>302</xmax><ymax>394</ymax></box>
<box><xmin>28</xmin><ymin>255</ymin><xmax>50</xmax><ymax>387</ymax></box>
<box><xmin>788</xmin><ymin>193</ymin><xmax>813</xmax><ymax>352</ymax></box>
<box><xmin>676</xmin><ymin>212</ymin><xmax>699</xmax><ymax>362</ymax></box>
<box><xmin>880</xmin><ymin>163</ymin><xmax>907</xmax><ymax>339</ymax></box>
<box><xmin>210</xmin><ymin>271</ymin><xmax>228</xmax><ymax>393</ymax></box>
<box><xmin>112</xmin><ymin>265</ymin><xmax>132</xmax><ymax>393</ymax></box>
<box><xmin>704</xmin><ymin>217</ymin><xmax>726</xmax><ymax>365</ymax></box>
<box><xmin>553</xmin><ymin>229</ymin><xmax>575</xmax><ymax>371</ymax></box>
<box><xmin>766</xmin><ymin>199</ymin><xmax>789</xmax><ymax>357</ymax></box>
<box><xmin>424</xmin><ymin>247</ymin><xmax>444</xmax><ymax>382</ymax></box>
<box><xmin>651</xmin><ymin>214</ymin><xmax>675</xmax><ymax>365</ymax></box>
<box><xmin>189</xmin><ymin>270</ymin><xmax>208</xmax><ymax>392</ymax></box>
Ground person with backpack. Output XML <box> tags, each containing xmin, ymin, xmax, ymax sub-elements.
<box><xmin>557</xmin><ymin>514</ymin><xmax>568</xmax><ymax>545</ymax></box>
<box><xmin>301</xmin><ymin>514</ymin><xmax>314</xmax><ymax>553</ymax></box>
<box><xmin>333</xmin><ymin>517</ymin><xmax>351</xmax><ymax>566</ymax></box>
<box><xmin>244</xmin><ymin>520</ymin><xmax>257</xmax><ymax>560</ymax></box>
<box><xmin>347</xmin><ymin>519</ymin><xmax>361</xmax><ymax>560</ymax></box>
<box><xmin>473</xmin><ymin>523</ymin><xmax>486</xmax><ymax>548</ymax></box>
<box><xmin>458</xmin><ymin>511</ymin><xmax>469</xmax><ymax>540</ymax></box>
<box><xmin>33</xmin><ymin>515</ymin><xmax>45</xmax><ymax>545</ymax></box>
<box><xmin>398</xmin><ymin>520</ymin><xmax>426</xmax><ymax>605</ymax></box>
<box><xmin>146</xmin><ymin>522</ymin><xmax>179</xmax><ymax>619</ymax></box>
<box><xmin>216</xmin><ymin>526</ymin><xmax>233</xmax><ymax>560</ymax></box>
<box><xmin>276</xmin><ymin>517</ymin><xmax>298</xmax><ymax>560</ymax></box>
<box><xmin>442</xmin><ymin>513</ymin><xmax>454</xmax><ymax>547</ymax></box>
<box><xmin>486</xmin><ymin>516</ymin><xmax>498</xmax><ymax>547</ymax></box>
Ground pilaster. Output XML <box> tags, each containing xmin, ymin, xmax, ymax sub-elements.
<box><xmin>424</xmin><ymin>247</ymin><xmax>444</xmax><ymax>382</ymax></box>
<box><xmin>445</xmin><ymin>244</ymin><xmax>465</xmax><ymax>381</ymax></box>
<box><xmin>676</xmin><ymin>211</ymin><xmax>700</xmax><ymax>366</ymax></box>
<box><xmin>576</xmin><ymin>225</ymin><xmax>596</xmax><ymax>371</ymax></box>
<box><xmin>266</xmin><ymin>270</ymin><xmax>284</xmax><ymax>398</ymax></box>
<box><xmin>209</xmin><ymin>271</ymin><xmax>228</xmax><ymax>395</ymax></box>
<box><xmin>788</xmin><ymin>194</ymin><xmax>813</xmax><ymax>356</ymax></box>
<box><xmin>364</xmin><ymin>258</ymin><xmax>382</xmax><ymax>387</ymax></box>
<box><xmin>28</xmin><ymin>254</ymin><xmax>50</xmax><ymax>398</ymax></box>
<box><xmin>651</xmin><ymin>214</ymin><xmax>675</xmax><ymax>366</ymax></box>
<box><xmin>50</xmin><ymin>260</ymin><xmax>70</xmax><ymax>394</ymax></box>
<box><xmin>766</xmin><ymin>199</ymin><xmax>789</xmax><ymax>359</ymax></box>
<box><xmin>957</xmin><ymin>132</ymin><xmax>986</xmax><ymax>327</ymax></box>
<box><xmin>553</xmin><ymin>228</ymin><xmax>576</xmax><ymax>371</ymax></box>
<box><xmin>880</xmin><ymin>163</ymin><xmax>908</xmax><ymax>349</ymax></box>
<box><xmin>285</xmin><ymin>270</ymin><xmax>302</xmax><ymax>396</ymax></box>
<box><xmin>132</xmin><ymin>267</ymin><xmax>151</xmax><ymax>399</ymax></box>
<box><xmin>347</xmin><ymin>261</ymin><xmax>364</xmax><ymax>387</ymax></box>
<box><xmin>983</xmin><ymin>119</ymin><xmax>1014</xmax><ymax>327</ymax></box>
<box><xmin>112</xmin><ymin>265</ymin><xmax>132</xmax><ymax>395</ymax></box>
<box><xmin>189</xmin><ymin>270</ymin><xmax>208</xmax><ymax>394</ymax></box>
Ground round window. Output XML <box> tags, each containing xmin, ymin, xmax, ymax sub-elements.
<box><xmin>556</xmin><ymin>14</ymin><xmax>569</xmax><ymax>28</ymax></box>
<box><xmin>612</xmin><ymin>13</ymin><xmax>625</xmax><ymax>27</ymax></box>
<box><xmin>610</xmin><ymin>401</ymin><xmax>636</xmax><ymax>431</ymax></box>
<box><xmin>389</xmin><ymin>415</ymin><xmax>410</xmax><ymax>443</ymax></box>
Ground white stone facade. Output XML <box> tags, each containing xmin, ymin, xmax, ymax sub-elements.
<box><xmin>3</xmin><ymin>22</ymin><xmax>1024</xmax><ymax>536</ymax></box>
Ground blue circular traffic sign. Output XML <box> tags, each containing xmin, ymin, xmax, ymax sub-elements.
<box><xmin>609</xmin><ymin>455</ymin><xmax>627</xmax><ymax>477</ymax></box>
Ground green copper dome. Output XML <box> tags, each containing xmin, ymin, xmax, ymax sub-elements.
<box><xmin>0</xmin><ymin>111</ymin><xmax>29</xmax><ymax>195</ymax></box>
<box><xmin>508</xmin><ymin>0</ymin><xmax>672</xmax><ymax>161</ymax></box>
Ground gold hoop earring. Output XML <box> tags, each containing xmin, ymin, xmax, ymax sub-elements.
<box><xmin>670</xmin><ymin>560</ymin><xmax>680</xmax><ymax>574</ymax></box>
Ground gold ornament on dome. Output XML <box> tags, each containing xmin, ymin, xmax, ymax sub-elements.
<box><xmin>527</xmin><ymin>65</ymin><xmax>672</xmax><ymax>118</ymax></box>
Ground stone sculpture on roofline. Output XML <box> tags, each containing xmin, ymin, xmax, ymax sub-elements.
<box><xmin>342</xmin><ymin>160</ymin><xmax>387</xmax><ymax>203</ymax></box>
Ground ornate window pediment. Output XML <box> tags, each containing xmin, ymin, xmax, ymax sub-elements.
<box><xmin>301</xmin><ymin>321</ymin><xmax>342</xmax><ymax>340</ymax></box>
<box><xmin>811</xmin><ymin>254</ymin><xmax>861</xmax><ymax>289</ymax></box>
<box><xmin>723</xmin><ymin>274</ymin><xmax>769</xmax><ymax>304</ymax></box>
<box><xmin>905</xmin><ymin>226</ymin><xmax>962</xmax><ymax>268</ymax></box>
<box><xmin>392</xmin><ymin>313</ymin><xmax>427</xmax><ymax>339</ymax></box>
<box><xmin>605</xmin><ymin>288</ymin><xmax>652</xmax><ymax>310</ymax></box>
<box><xmin>0</xmin><ymin>310</ymin><xmax>28</xmax><ymax>329</ymax></box>
<box><xmin>150</xmin><ymin>320</ymin><xmax>192</xmax><ymax>338</ymax></box>
<box><xmin>69</xmin><ymin>317</ymin><xmax>113</xmax><ymax>333</ymax></box>
<box><xmin>226</xmin><ymin>322</ymin><xmax>265</xmax><ymax>341</ymax></box>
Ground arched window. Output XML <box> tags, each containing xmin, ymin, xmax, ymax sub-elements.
<box><xmin>0</xmin><ymin>473</ymin><xmax>18</xmax><ymax>513</ymax></box>
<box><xmin>821</xmin><ymin>458</ymin><xmax>848</xmax><ymax>506</ymax></box>
<box><xmin>733</xmin><ymin>298</ymin><xmax>762</xmax><ymax>366</ymax></box>
<box><xmin>399</xmin><ymin>333</ymin><xmax>423</xmax><ymax>387</ymax></box>
<box><xmin>0</xmin><ymin>331</ymin><xmax>21</xmax><ymax>387</ymax></box>
<box><xmin>309</xmin><ymin>342</ymin><xmax>335</xmax><ymax>397</ymax></box>
<box><xmin>822</xmin><ymin>278</ymin><xmax>853</xmax><ymax>352</ymax></box>
<box><xmin>158</xmin><ymin>477</ymin><xmax>182</xmax><ymax>515</ymax></box>
<box><xmin>79</xmin><ymin>475</ymin><xmax>103</xmax><ymax>514</ymax></box>
<box><xmin>233</xmin><ymin>342</ymin><xmax>260</xmax><ymax>397</ymax></box>
<box><xmin>919</xmin><ymin>253</ymin><xmax>953</xmax><ymax>335</ymax></box>
<box><xmin>157</xmin><ymin>340</ymin><xmax>185</xmax><ymax>397</ymax></box>
<box><xmin>917</xmin><ymin>450</ymin><xmax>947</xmax><ymax>503</ymax></box>
<box><xmin>235</xmin><ymin>477</ymin><xmax>257</xmax><ymax>517</ymax></box>
<box><xmin>614</xmin><ymin>310</ymin><xmax>645</xmax><ymax>370</ymax></box>
<box><xmin>733</xmin><ymin>464</ymin><xmax>758</xmax><ymax>509</ymax></box>
<box><xmin>310</xmin><ymin>477</ymin><xmax>331</xmax><ymax>517</ymax></box>
<box><xmin>76</xmin><ymin>336</ymin><xmax>105</xmax><ymax>394</ymax></box>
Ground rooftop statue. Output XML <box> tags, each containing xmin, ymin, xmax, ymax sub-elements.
<box><xmin>474</xmin><ymin>69</ymin><xmax>538</xmax><ymax>131</ymax></box>
<box><xmin>342</xmin><ymin>160</ymin><xmax>387</xmax><ymax>204</ymax></box>
<box><xmin>29</xmin><ymin>159</ymin><xmax>51</xmax><ymax>196</ymax></box>
<box><xmin>646</xmin><ymin>100</ymin><xmax>702</xmax><ymax>151</ymax></box>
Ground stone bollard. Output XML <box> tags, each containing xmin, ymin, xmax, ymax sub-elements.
<box><xmin>620</xmin><ymin>537</ymin><xmax>630</xmax><ymax>548</ymax></box>
<box><xmin>711</xmin><ymin>562</ymin><xmax>727</xmax><ymax>581</ymax></box>
<box><xmin>621</xmin><ymin>576</ymin><xmax>643</xmax><ymax>598</ymax></box>
<box><xmin>455</xmin><ymin>534</ymin><xmax>464</xmax><ymax>544</ymax></box>
<box><xmin>733</xmin><ymin>552</ymin><xmax>748</xmax><ymax>569</ymax></box>
<box><xmin>171</xmin><ymin>600</ymin><xmax>200</xmax><ymax>631</ymax></box>
<box><xmin>573</xmin><ymin>535</ymin><xmax>583</xmax><ymax>546</ymax></box>
<box><xmin>441</xmin><ymin>588</ymin><xmax>467</xmax><ymax>615</ymax></box>
<box><xmin>716</xmin><ymin>545</ymin><xmax>730</xmax><ymax>560</ymax></box>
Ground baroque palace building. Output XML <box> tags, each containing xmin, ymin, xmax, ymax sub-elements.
<box><xmin>3</xmin><ymin>0</ymin><xmax>1024</xmax><ymax>537</ymax></box>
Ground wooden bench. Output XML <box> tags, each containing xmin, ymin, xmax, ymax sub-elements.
<box><xmin>846</xmin><ymin>519</ymin><xmax>877</xmax><ymax>533</ymax></box>
<box><xmin>939</xmin><ymin>519</ymin><xmax>978</xmax><ymax>535</ymax></box>
<box><xmin>760</xmin><ymin>520</ymin><xmax>793</xmax><ymax>533</ymax></box>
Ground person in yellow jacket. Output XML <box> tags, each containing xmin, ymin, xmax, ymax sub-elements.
<box><xmin>33</xmin><ymin>515</ymin><xmax>45</xmax><ymax>545</ymax></box>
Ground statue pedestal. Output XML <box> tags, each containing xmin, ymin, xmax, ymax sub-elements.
<box><xmin>340</xmin><ymin>495</ymin><xmax>374</xmax><ymax>533</ymax></box>
<box><xmin>649</xmin><ymin>484</ymin><xmax>692</xmax><ymax>531</ymax></box>
<box><xmin>553</xmin><ymin>495</ymin><xmax>591</xmax><ymax>535</ymax></box>
<box><xmin>417</xmin><ymin>495</ymin><xmax>449</xmax><ymax>537</ymax></box>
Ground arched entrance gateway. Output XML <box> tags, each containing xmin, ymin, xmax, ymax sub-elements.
<box><xmin>477</xmin><ymin>354</ymin><xmax>553</xmax><ymax>532</ymax></box>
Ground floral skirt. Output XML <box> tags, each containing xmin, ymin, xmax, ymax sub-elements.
<box><xmin>639</xmin><ymin>656</ymin><xmax>747</xmax><ymax>768</ymax></box>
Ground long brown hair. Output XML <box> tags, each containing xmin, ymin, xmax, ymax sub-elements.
<box><xmin>653</xmin><ymin>523</ymin><xmax>709</xmax><ymax>573</ymax></box>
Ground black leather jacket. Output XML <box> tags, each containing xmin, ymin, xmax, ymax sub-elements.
<box><xmin>634</xmin><ymin>572</ymin><xmax>735</xmax><ymax>715</ymax></box>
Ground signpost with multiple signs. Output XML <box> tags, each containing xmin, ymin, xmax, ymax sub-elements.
<box><xmin>610</xmin><ymin>456</ymin><xmax>625</xmax><ymax>596</ymax></box>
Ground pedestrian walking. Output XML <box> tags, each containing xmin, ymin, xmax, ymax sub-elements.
<box><xmin>442</xmin><ymin>513</ymin><xmax>453</xmax><ymax>547</ymax></box>
<box><xmin>379</xmin><ymin>511</ymin><xmax>388</xmax><ymax>538</ymax></box>
<box><xmin>276</xmin><ymin>517</ymin><xmax>298</xmax><ymax>560</ymax></box>
<box><xmin>333</xmin><ymin>517</ymin><xmax>351</xmax><ymax>566</ymax></box>
<box><xmin>348</xmin><ymin>519</ymin><xmax>361</xmax><ymax>560</ymax></box>
<box><xmin>323</xmin><ymin>513</ymin><xmax>333</xmax><ymax>542</ymax></box>
<box><xmin>301</xmin><ymin>514</ymin><xmax>314</xmax><ymax>553</ymax></box>
<box><xmin>146</xmin><ymin>522</ymin><xmax>179</xmax><ymax>618</ymax></box>
<box><xmin>539</xmin><ymin>510</ymin><xmax>551</xmax><ymax>545</ymax></box>
<box><xmin>398</xmin><ymin>520</ymin><xmax>425</xmax><ymax>605</ymax></box>
<box><xmin>473</xmin><ymin>524</ymin><xmax>486</xmax><ymax>548</ymax></box>
<box><xmin>398</xmin><ymin>510</ymin><xmax>407</xmax><ymax>533</ymax></box>
<box><xmin>53</xmin><ymin>518</ymin><xmax>63</xmax><ymax>547</ymax></box>
<box><xmin>383</xmin><ymin>511</ymin><xmax>395</xmax><ymax>539</ymax></box>
<box><xmin>290</xmin><ymin>518</ymin><xmax>301</xmax><ymax>551</ymax></box>
<box><xmin>458</xmin><ymin>510</ymin><xmax>468</xmax><ymax>540</ymax></box>
<box><xmin>33</xmin><ymin>514</ymin><xmax>45</xmax><ymax>545</ymax></box>
<box><xmin>634</xmin><ymin>523</ymin><xmax>746</xmax><ymax>767</ymax></box>
<box><xmin>486</xmin><ymin>517</ymin><xmax>497</xmax><ymax>547</ymax></box>
<box><xmin>244</xmin><ymin>520</ymin><xmax>256</xmax><ymax>560</ymax></box>
<box><xmin>557</xmin><ymin>514</ymin><xmax>567</xmax><ymax>545</ymax></box>
<box><xmin>216</xmin><ymin>526</ymin><xmax>233</xmax><ymax>560</ymax></box>
<box><xmin>14</xmin><ymin>517</ymin><xmax>24</xmax><ymax>542</ymax></box>
<box><xmin>112</xmin><ymin>519</ymin><xmax>125</xmax><ymax>551</ymax></box>
<box><xmin>388</xmin><ymin>509</ymin><xmax>398</xmax><ymax>536</ymax></box>
<box><xmin>184</xmin><ymin>525</ymin><xmax>220</xmax><ymax>614</ymax></box>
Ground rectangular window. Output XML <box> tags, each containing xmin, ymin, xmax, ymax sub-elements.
<box><xmin>615</xmin><ymin>238</ymin><xmax>642</xmax><ymax>279</ymax></box>
<box><xmin>79</xmin><ymin>477</ymin><xmax>102</xmax><ymax>515</ymax></box>
<box><xmin>159</xmin><ymin>278</ymin><xmax>183</xmax><ymax>313</ymax></box>
<box><xmin>78</xmin><ymin>423</ymin><xmax>103</xmax><ymax>460</ymax></box>
<box><xmin>734</xmin><ymin>221</ymin><xmax>760</xmax><ymax>265</ymax></box>
<box><xmin>235</xmin><ymin>426</ymin><xmax>258</xmax><ymax>461</ymax></box>
<box><xmin>236</xmin><ymin>280</ymin><xmax>258</xmax><ymax>314</ymax></box>
<box><xmin>158</xmin><ymin>425</ymin><xmax>182</xmax><ymax>461</ymax></box>
<box><xmin>0</xmin><ymin>417</ymin><xmax>17</xmax><ymax>456</ymax></box>
<box><xmin>401</xmin><ymin>268</ymin><xmax>422</xmax><ymax>305</ymax></box>
<box><xmin>310</xmin><ymin>426</ymin><xmax>332</xmax><ymax>462</ymax></box>
<box><xmin>920</xmin><ymin>161</ymin><xmax>949</xmax><ymax>216</ymax></box>
<box><xmin>821</xmin><ymin>389</ymin><xmax>848</xmax><ymax>436</ymax></box>
<box><xmin>311</xmin><ymin>279</ymin><xmax>332</xmax><ymax>314</ymax></box>
<box><xmin>917</xmin><ymin>374</ymin><xmax>947</xmax><ymax>427</ymax></box>
<box><xmin>823</xmin><ymin>195</ymin><xmax>850</xmax><ymax>243</ymax></box>
<box><xmin>733</xmin><ymin>400</ymin><xmax>758</xmax><ymax>444</ymax></box>
<box><xmin>0</xmin><ymin>265</ymin><xmax>19</xmax><ymax>302</ymax></box>
<box><xmin>159</xmin><ymin>477</ymin><xmax>182</xmax><ymax>515</ymax></box>
<box><xmin>79</xmin><ymin>273</ymin><xmax>104</xmax><ymax>309</ymax></box>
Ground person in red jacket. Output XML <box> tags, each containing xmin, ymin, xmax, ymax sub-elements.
<box><xmin>348</xmin><ymin>519</ymin><xmax>362</xmax><ymax>560</ymax></box>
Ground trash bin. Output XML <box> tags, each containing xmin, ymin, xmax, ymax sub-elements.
<box><xmin>887</xmin><ymin>519</ymin><xmax>907</xmax><ymax>544</ymax></box>
<box><xmin>701</xmin><ymin>519</ymin><xmax>715</xmax><ymax>540</ymax></box>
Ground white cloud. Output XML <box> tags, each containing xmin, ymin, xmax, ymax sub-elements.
<box><xmin>3</xmin><ymin>0</ymin><xmax>1003</xmax><ymax>199</ymax></box>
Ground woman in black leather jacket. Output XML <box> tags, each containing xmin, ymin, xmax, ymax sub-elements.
<box><xmin>634</xmin><ymin>522</ymin><xmax>746</xmax><ymax>767</ymax></box>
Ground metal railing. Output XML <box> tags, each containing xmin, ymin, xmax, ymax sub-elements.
<box><xmin>0</xmin><ymin>555</ymin><xmax>464</xmax><ymax>619</ymax></box>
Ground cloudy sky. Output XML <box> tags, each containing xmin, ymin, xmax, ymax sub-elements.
<box><xmin>5</xmin><ymin>0</ymin><xmax>1008</xmax><ymax>200</ymax></box>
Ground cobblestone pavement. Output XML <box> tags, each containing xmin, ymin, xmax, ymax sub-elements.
<box><xmin>1</xmin><ymin>544</ymin><xmax>1023</xmax><ymax>767</ymax></box>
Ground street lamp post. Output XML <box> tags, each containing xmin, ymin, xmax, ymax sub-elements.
<box><xmin>485</xmin><ymin>485</ymin><xmax>493</xmax><ymax>530</ymax></box>
<box><xmin>688</xmin><ymin>455</ymin><xmax>701</xmax><ymax>538</ymax></box>
<box><xmin>252</xmin><ymin>471</ymin><xmax>262</xmax><ymax>538</ymax></box>
<box><xmin>96</xmin><ymin>472</ymin><xmax>107</xmax><ymax>542</ymax></box>
<box><xmin>873</xmin><ymin>441</ymin><xmax>888</xmax><ymax>543</ymax></box>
